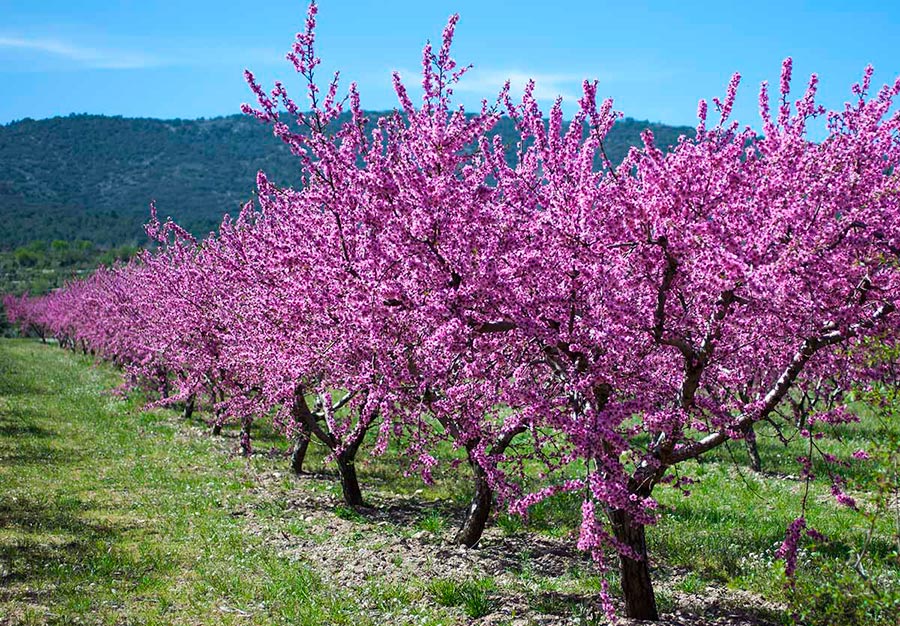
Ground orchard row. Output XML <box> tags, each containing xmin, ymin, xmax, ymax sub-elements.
<box><xmin>6</xmin><ymin>4</ymin><xmax>900</xmax><ymax>620</ymax></box>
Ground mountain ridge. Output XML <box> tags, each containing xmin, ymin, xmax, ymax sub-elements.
<box><xmin>0</xmin><ymin>112</ymin><xmax>695</xmax><ymax>249</ymax></box>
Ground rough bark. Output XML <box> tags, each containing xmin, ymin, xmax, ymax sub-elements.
<box><xmin>333</xmin><ymin>422</ymin><xmax>367</xmax><ymax>507</ymax></box>
<box><xmin>290</xmin><ymin>426</ymin><xmax>311</xmax><ymax>474</ymax></box>
<box><xmin>452</xmin><ymin>426</ymin><xmax>526</xmax><ymax>548</ymax></box>
<box><xmin>454</xmin><ymin>447</ymin><xmax>492</xmax><ymax>547</ymax></box>
<box><xmin>608</xmin><ymin>507</ymin><xmax>659</xmax><ymax>621</ymax></box>
<box><xmin>745</xmin><ymin>427</ymin><xmax>762</xmax><ymax>472</ymax></box>
<box><xmin>210</xmin><ymin>389</ymin><xmax>225</xmax><ymax>436</ymax></box>
<box><xmin>289</xmin><ymin>392</ymin><xmax>313</xmax><ymax>474</ymax></box>
<box><xmin>240</xmin><ymin>419</ymin><xmax>252</xmax><ymax>457</ymax></box>
<box><xmin>160</xmin><ymin>374</ymin><xmax>170</xmax><ymax>399</ymax></box>
<box><xmin>182</xmin><ymin>394</ymin><xmax>196</xmax><ymax>420</ymax></box>
<box><xmin>336</xmin><ymin>450</ymin><xmax>363</xmax><ymax>506</ymax></box>
<box><xmin>292</xmin><ymin>386</ymin><xmax>366</xmax><ymax>505</ymax></box>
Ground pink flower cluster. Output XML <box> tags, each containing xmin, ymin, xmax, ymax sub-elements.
<box><xmin>776</xmin><ymin>517</ymin><xmax>807</xmax><ymax>578</ymax></box>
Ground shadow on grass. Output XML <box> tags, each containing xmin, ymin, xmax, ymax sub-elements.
<box><xmin>354</xmin><ymin>497</ymin><xmax>457</xmax><ymax>528</ymax></box>
<box><xmin>0</xmin><ymin>367</ymin><xmax>48</xmax><ymax>397</ymax></box>
<box><xmin>529</xmin><ymin>589</ymin><xmax>782</xmax><ymax>625</ymax></box>
<box><xmin>0</xmin><ymin>420</ymin><xmax>55</xmax><ymax>439</ymax></box>
<box><xmin>281</xmin><ymin>487</ymin><xmax>458</xmax><ymax>527</ymax></box>
<box><xmin>667</xmin><ymin>601</ymin><xmax>784</xmax><ymax>626</ymax></box>
<box><xmin>478</xmin><ymin>534</ymin><xmax>588</xmax><ymax>577</ymax></box>
<box><xmin>0</xmin><ymin>495</ymin><xmax>124</xmax><ymax>583</ymax></box>
<box><xmin>0</xmin><ymin>494</ymin><xmax>98</xmax><ymax>533</ymax></box>
<box><xmin>0</xmin><ymin>437</ymin><xmax>82</xmax><ymax>467</ymax></box>
<box><xmin>0</xmin><ymin>380</ymin><xmax>46</xmax><ymax>398</ymax></box>
<box><xmin>0</xmin><ymin>402</ymin><xmax>76</xmax><ymax>467</ymax></box>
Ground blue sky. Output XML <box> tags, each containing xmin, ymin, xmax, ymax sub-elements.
<box><xmin>1</xmin><ymin>0</ymin><xmax>899</xmax><ymax>130</ymax></box>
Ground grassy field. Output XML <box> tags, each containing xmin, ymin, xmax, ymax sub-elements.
<box><xmin>0</xmin><ymin>338</ymin><xmax>897</xmax><ymax>625</ymax></box>
<box><xmin>0</xmin><ymin>340</ymin><xmax>373</xmax><ymax>625</ymax></box>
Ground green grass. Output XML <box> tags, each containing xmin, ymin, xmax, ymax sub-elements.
<box><xmin>0</xmin><ymin>339</ymin><xmax>361</xmax><ymax>625</ymax></box>
<box><xmin>333</xmin><ymin>505</ymin><xmax>367</xmax><ymax>523</ymax></box>
<box><xmin>427</xmin><ymin>577</ymin><xmax>496</xmax><ymax>618</ymax></box>
<box><xmin>415</xmin><ymin>510</ymin><xmax>448</xmax><ymax>535</ymax></box>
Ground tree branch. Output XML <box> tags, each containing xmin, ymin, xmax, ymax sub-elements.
<box><xmin>665</xmin><ymin>302</ymin><xmax>894</xmax><ymax>465</ymax></box>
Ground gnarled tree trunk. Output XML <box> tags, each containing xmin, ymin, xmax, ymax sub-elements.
<box><xmin>290</xmin><ymin>424</ymin><xmax>311</xmax><ymax>474</ymax></box>
<box><xmin>454</xmin><ymin>446</ymin><xmax>492</xmax><ymax>547</ymax></box>
<box><xmin>293</xmin><ymin>386</ymin><xmax>366</xmax><ymax>506</ymax></box>
<box><xmin>336</xmin><ymin>449</ymin><xmax>363</xmax><ymax>506</ymax></box>
<box><xmin>291</xmin><ymin>433</ymin><xmax>309</xmax><ymax>474</ymax></box>
<box><xmin>210</xmin><ymin>389</ymin><xmax>225</xmax><ymax>436</ymax></box>
<box><xmin>182</xmin><ymin>394</ymin><xmax>196</xmax><ymax>420</ymax></box>
<box><xmin>452</xmin><ymin>427</ymin><xmax>525</xmax><ymax>548</ymax></box>
<box><xmin>608</xmin><ymin>507</ymin><xmax>659</xmax><ymax>621</ymax></box>
<box><xmin>745</xmin><ymin>427</ymin><xmax>762</xmax><ymax>472</ymax></box>
<box><xmin>290</xmin><ymin>393</ymin><xmax>313</xmax><ymax>474</ymax></box>
<box><xmin>240</xmin><ymin>419</ymin><xmax>252</xmax><ymax>456</ymax></box>
<box><xmin>160</xmin><ymin>376</ymin><xmax>169</xmax><ymax>398</ymax></box>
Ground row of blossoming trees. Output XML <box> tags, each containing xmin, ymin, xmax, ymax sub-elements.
<box><xmin>5</xmin><ymin>5</ymin><xmax>900</xmax><ymax>620</ymax></box>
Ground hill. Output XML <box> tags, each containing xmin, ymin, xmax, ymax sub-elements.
<box><xmin>0</xmin><ymin>113</ymin><xmax>694</xmax><ymax>249</ymax></box>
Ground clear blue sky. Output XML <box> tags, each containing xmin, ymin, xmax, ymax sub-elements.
<box><xmin>1</xmin><ymin>0</ymin><xmax>898</xmax><ymax>130</ymax></box>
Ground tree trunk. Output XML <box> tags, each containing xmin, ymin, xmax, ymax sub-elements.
<box><xmin>336</xmin><ymin>450</ymin><xmax>363</xmax><ymax>506</ymax></box>
<box><xmin>454</xmin><ymin>446</ymin><xmax>492</xmax><ymax>547</ymax></box>
<box><xmin>182</xmin><ymin>394</ymin><xmax>196</xmax><ymax>420</ymax></box>
<box><xmin>160</xmin><ymin>374</ymin><xmax>170</xmax><ymax>399</ymax></box>
<box><xmin>745</xmin><ymin>427</ymin><xmax>762</xmax><ymax>472</ymax></box>
<box><xmin>240</xmin><ymin>419</ymin><xmax>252</xmax><ymax>456</ymax></box>
<box><xmin>292</xmin><ymin>386</ymin><xmax>365</xmax><ymax>505</ymax></box>
<box><xmin>291</xmin><ymin>427</ymin><xmax>311</xmax><ymax>474</ymax></box>
<box><xmin>210</xmin><ymin>389</ymin><xmax>224</xmax><ymax>435</ymax></box>
<box><xmin>608</xmin><ymin>507</ymin><xmax>659</xmax><ymax>621</ymax></box>
<box><xmin>290</xmin><ymin>390</ymin><xmax>313</xmax><ymax>474</ymax></box>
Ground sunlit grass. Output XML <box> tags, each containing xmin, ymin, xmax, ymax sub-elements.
<box><xmin>0</xmin><ymin>339</ymin><xmax>361</xmax><ymax>625</ymax></box>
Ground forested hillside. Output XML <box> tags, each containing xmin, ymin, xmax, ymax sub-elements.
<box><xmin>0</xmin><ymin>113</ymin><xmax>694</xmax><ymax>248</ymax></box>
